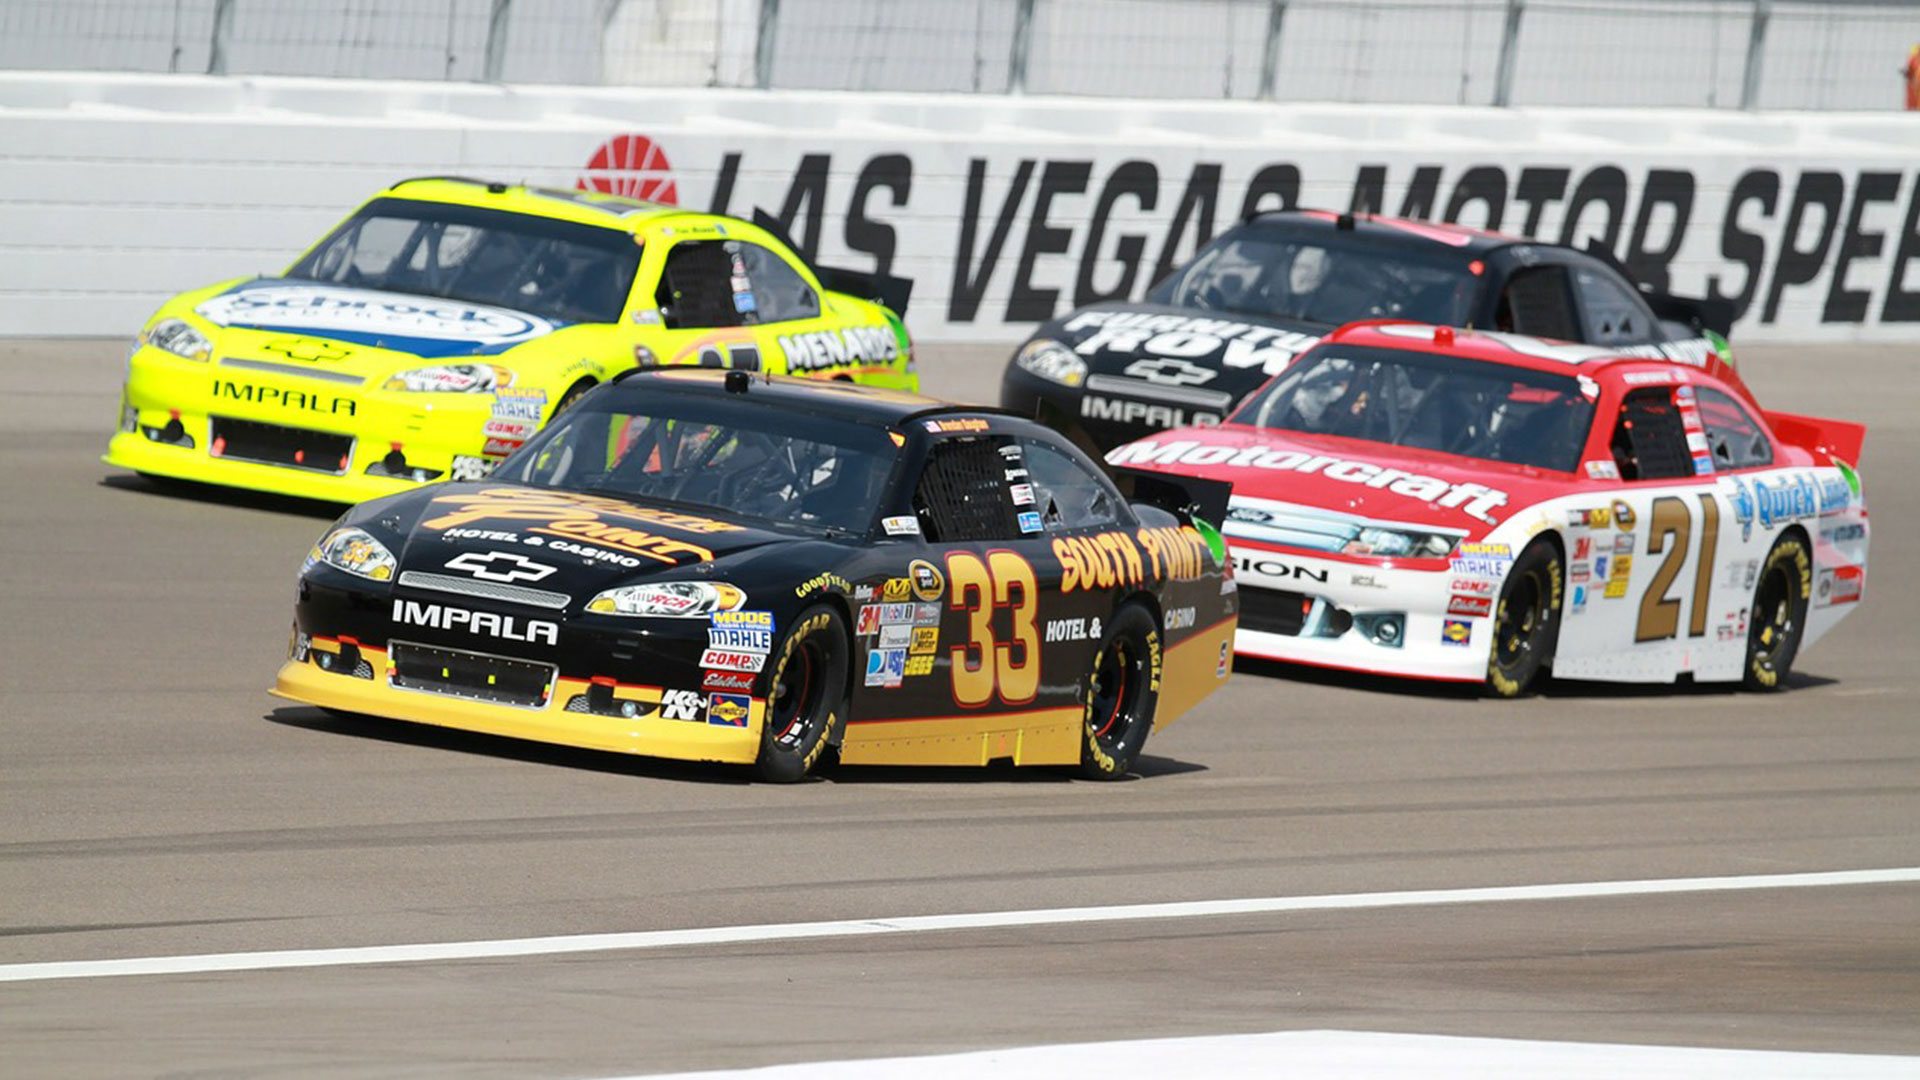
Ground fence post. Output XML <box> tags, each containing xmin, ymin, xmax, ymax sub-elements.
<box><xmin>755</xmin><ymin>0</ymin><xmax>781</xmax><ymax>88</ymax></box>
<box><xmin>1009</xmin><ymin>0</ymin><xmax>1036</xmax><ymax>94</ymax></box>
<box><xmin>1257</xmin><ymin>0</ymin><xmax>1288</xmax><ymax>101</ymax></box>
<box><xmin>483</xmin><ymin>0</ymin><xmax>512</xmax><ymax>81</ymax></box>
<box><xmin>1493</xmin><ymin>0</ymin><xmax>1524</xmax><ymax>106</ymax></box>
<box><xmin>1740</xmin><ymin>0</ymin><xmax>1771</xmax><ymax>110</ymax></box>
<box><xmin>206</xmin><ymin>0</ymin><xmax>234</xmax><ymax>75</ymax></box>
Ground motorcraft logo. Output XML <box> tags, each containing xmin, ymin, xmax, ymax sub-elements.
<box><xmin>1109</xmin><ymin>439</ymin><xmax>1509</xmax><ymax>523</ymax></box>
<box><xmin>392</xmin><ymin>599</ymin><xmax>559</xmax><ymax>645</ymax></box>
<box><xmin>444</xmin><ymin>551</ymin><xmax>557</xmax><ymax>584</ymax></box>
<box><xmin>197</xmin><ymin>284</ymin><xmax>556</xmax><ymax>345</ymax></box>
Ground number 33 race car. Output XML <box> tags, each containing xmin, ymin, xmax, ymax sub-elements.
<box><xmin>273</xmin><ymin>370</ymin><xmax>1237</xmax><ymax>781</ymax></box>
<box><xmin>107</xmin><ymin>177</ymin><xmax>915</xmax><ymax>504</ymax></box>
<box><xmin>1110</xmin><ymin>321</ymin><xmax>1867</xmax><ymax>695</ymax></box>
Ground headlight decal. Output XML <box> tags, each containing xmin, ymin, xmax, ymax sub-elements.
<box><xmin>1014</xmin><ymin>339</ymin><xmax>1087</xmax><ymax>387</ymax></box>
<box><xmin>307</xmin><ymin>526</ymin><xmax>398</xmax><ymax>582</ymax></box>
<box><xmin>140</xmin><ymin>318</ymin><xmax>212</xmax><ymax>361</ymax></box>
<box><xmin>382</xmin><ymin>363</ymin><xmax>512</xmax><ymax>393</ymax></box>
<box><xmin>586</xmin><ymin>581</ymin><xmax>747</xmax><ymax>618</ymax></box>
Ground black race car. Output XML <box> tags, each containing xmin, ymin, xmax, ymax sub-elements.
<box><xmin>1002</xmin><ymin>209</ymin><xmax>1734</xmax><ymax>452</ymax></box>
<box><xmin>274</xmin><ymin>369</ymin><xmax>1237</xmax><ymax>781</ymax></box>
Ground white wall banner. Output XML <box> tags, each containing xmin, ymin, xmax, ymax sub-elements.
<box><xmin>3</xmin><ymin>74</ymin><xmax>1917</xmax><ymax>344</ymax></box>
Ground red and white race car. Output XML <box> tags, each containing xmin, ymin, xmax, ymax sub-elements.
<box><xmin>1108</xmin><ymin>321</ymin><xmax>1868</xmax><ymax>695</ymax></box>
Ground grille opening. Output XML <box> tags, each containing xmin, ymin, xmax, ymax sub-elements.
<box><xmin>209</xmin><ymin>417</ymin><xmax>353</xmax><ymax>474</ymax></box>
<box><xmin>389</xmin><ymin>641</ymin><xmax>554</xmax><ymax>708</ymax></box>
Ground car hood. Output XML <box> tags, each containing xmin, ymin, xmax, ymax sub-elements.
<box><xmin>1107</xmin><ymin>424</ymin><xmax>1579</xmax><ymax>542</ymax></box>
<box><xmin>354</xmin><ymin>483</ymin><xmax>795</xmax><ymax>601</ymax></box>
<box><xmin>1028</xmin><ymin>300</ymin><xmax>1329</xmax><ymax>402</ymax></box>
<box><xmin>194</xmin><ymin>278</ymin><xmax>570</xmax><ymax>360</ymax></box>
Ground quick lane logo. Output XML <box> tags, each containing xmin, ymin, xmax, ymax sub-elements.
<box><xmin>392</xmin><ymin>600</ymin><xmax>559</xmax><ymax>645</ymax></box>
<box><xmin>213</xmin><ymin>380</ymin><xmax>355</xmax><ymax>416</ymax></box>
<box><xmin>1109</xmin><ymin>440</ymin><xmax>1509</xmax><ymax>524</ymax></box>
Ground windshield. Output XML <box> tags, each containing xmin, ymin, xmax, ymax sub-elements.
<box><xmin>494</xmin><ymin>390</ymin><xmax>900</xmax><ymax>534</ymax></box>
<box><xmin>288</xmin><ymin>197</ymin><xmax>640</xmax><ymax>324</ymax></box>
<box><xmin>1151</xmin><ymin>226</ymin><xmax>1476</xmax><ymax>327</ymax></box>
<box><xmin>1231</xmin><ymin>344</ymin><xmax>1595</xmax><ymax>472</ymax></box>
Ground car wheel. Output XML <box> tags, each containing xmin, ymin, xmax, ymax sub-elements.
<box><xmin>1077</xmin><ymin>603</ymin><xmax>1162</xmax><ymax>780</ymax></box>
<box><xmin>1744</xmin><ymin>533</ymin><xmax>1811</xmax><ymax>691</ymax></box>
<box><xmin>756</xmin><ymin>604</ymin><xmax>850</xmax><ymax>782</ymax></box>
<box><xmin>551</xmin><ymin>378</ymin><xmax>595</xmax><ymax>419</ymax></box>
<box><xmin>1486</xmin><ymin>540</ymin><xmax>1562</xmax><ymax>698</ymax></box>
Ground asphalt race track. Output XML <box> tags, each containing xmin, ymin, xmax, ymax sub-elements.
<box><xmin>1</xmin><ymin>337</ymin><xmax>1916</xmax><ymax>1077</ymax></box>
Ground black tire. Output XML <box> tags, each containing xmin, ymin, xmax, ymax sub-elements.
<box><xmin>755</xmin><ymin>605</ymin><xmax>850</xmax><ymax>782</ymax></box>
<box><xmin>1744</xmin><ymin>533</ymin><xmax>1811</xmax><ymax>691</ymax></box>
<box><xmin>550</xmin><ymin>378</ymin><xmax>595</xmax><ymax>419</ymax></box>
<box><xmin>1077</xmin><ymin>603</ymin><xmax>1162</xmax><ymax>780</ymax></box>
<box><xmin>1486</xmin><ymin>540</ymin><xmax>1563</xmax><ymax>698</ymax></box>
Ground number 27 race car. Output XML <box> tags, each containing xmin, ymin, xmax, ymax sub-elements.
<box><xmin>272</xmin><ymin>370</ymin><xmax>1237</xmax><ymax>780</ymax></box>
<box><xmin>1110</xmin><ymin>321</ymin><xmax>1867</xmax><ymax>695</ymax></box>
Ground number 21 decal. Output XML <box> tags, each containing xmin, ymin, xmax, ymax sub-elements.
<box><xmin>946</xmin><ymin>551</ymin><xmax>1040</xmax><ymax>707</ymax></box>
<box><xmin>1635</xmin><ymin>493</ymin><xmax>1720</xmax><ymax>643</ymax></box>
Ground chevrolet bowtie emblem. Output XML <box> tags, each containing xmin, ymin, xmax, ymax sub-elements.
<box><xmin>264</xmin><ymin>338</ymin><xmax>350</xmax><ymax>362</ymax></box>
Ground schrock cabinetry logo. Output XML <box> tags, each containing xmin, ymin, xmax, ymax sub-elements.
<box><xmin>577</xmin><ymin>134</ymin><xmax>1920</xmax><ymax>333</ymax></box>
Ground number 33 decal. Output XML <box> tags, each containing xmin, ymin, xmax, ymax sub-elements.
<box><xmin>946</xmin><ymin>551</ymin><xmax>1039</xmax><ymax>707</ymax></box>
<box><xmin>1635</xmin><ymin>493</ymin><xmax>1721</xmax><ymax>643</ymax></box>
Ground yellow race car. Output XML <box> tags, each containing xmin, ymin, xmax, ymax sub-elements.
<box><xmin>106</xmin><ymin>177</ymin><xmax>917</xmax><ymax>503</ymax></box>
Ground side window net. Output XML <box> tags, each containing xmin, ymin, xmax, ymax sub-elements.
<box><xmin>1498</xmin><ymin>267</ymin><xmax>1578</xmax><ymax>341</ymax></box>
<box><xmin>1611</xmin><ymin>387</ymin><xmax>1693</xmax><ymax>481</ymax></box>
<box><xmin>913</xmin><ymin>437</ymin><xmax>1016</xmax><ymax>543</ymax></box>
<box><xmin>656</xmin><ymin>241</ymin><xmax>743</xmax><ymax>329</ymax></box>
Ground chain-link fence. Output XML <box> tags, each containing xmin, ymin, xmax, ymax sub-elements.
<box><xmin>3</xmin><ymin>0</ymin><xmax>1916</xmax><ymax>109</ymax></box>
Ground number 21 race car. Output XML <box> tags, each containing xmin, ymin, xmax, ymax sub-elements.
<box><xmin>273</xmin><ymin>370</ymin><xmax>1237</xmax><ymax>780</ymax></box>
<box><xmin>1109</xmin><ymin>321</ymin><xmax>1867</xmax><ymax>695</ymax></box>
<box><xmin>108</xmin><ymin>177</ymin><xmax>916</xmax><ymax>504</ymax></box>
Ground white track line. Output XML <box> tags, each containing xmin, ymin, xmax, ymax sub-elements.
<box><xmin>610</xmin><ymin>1030</ymin><xmax>1920</xmax><ymax>1079</ymax></box>
<box><xmin>3</xmin><ymin>866</ymin><xmax>1915</xmax><ymax>985</ymax></box>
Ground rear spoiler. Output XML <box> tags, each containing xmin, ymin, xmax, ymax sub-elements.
<box><xmin>1109</xmin><ymin>465</ymin><xmax>1234</xmax><ymax>532</ymax></box>
<box><xmin>1763</xmin><ymin>410</ymin><xmax>1867</xmax><ymax>466</ymax></box>
<box><xmin>751</xmin><ymin>210</ymin><xmax>914</xmax><ymax>316</ymax></box>
<box><xmin>1643</xmin><ymin>290</ymin><xmax>1735</xmax><ymax>339</ymax></box>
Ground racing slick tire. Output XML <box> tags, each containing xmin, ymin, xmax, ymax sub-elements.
<box><xmin>1076</xmin><ymin>602</ymin><xmax>1162</xmax><ymax>781</ymax></box>
<box><xmin>552</xmin><ymin>378</ymin><xmax>596</xmax><ymax>417</ymax></box>
<box><xmin>756</xmin><ymin>604</ymin><xmax>850</xmax><ymax>783</ymax></box>
<box><xmin>1486</xmin><ymin>540</ymin><xmax>1563</xmax><ymax>698</ymax></box>
<box><xmin>1743</xmin><ymin>533</ymin><xmax>1811</xmax><ymax>691</ymax></box>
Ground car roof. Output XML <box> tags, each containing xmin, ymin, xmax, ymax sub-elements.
<box><xmin>1241</xmin><ymin>208</ymin><xmax>1526</xmax><ymax>256</ymax></box>
<box><xmin>607</xmin><ymin>368</ymin><xmax>1025</xmax><ymax>428</ymax></box>
<box><xmin>1319</xmin><ymin>320</ymin><xmax>1694</xmax><ymax>377</ymax></box>
<box><xmin>377</xmin><ymin>176</ymin><xmax>703</xmax><ymax>233</ymax></box>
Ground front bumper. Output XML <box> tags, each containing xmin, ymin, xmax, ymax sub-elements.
<box><xmin>1230</xmin><ymin>542</ymin><xmax>1492</xmax><ymax>683</ymax></box>
<box><xmin>104</xmin><ymin>345</ymin><xmax>506</xmax><ymax>503</ymax></box>
<box><xmin>272</xmin><ymin>650</ymin><xmax>764</xmax><ymax>764</ymax></box>
<box><xmin>272</xmin><ymin>574</ymin><xmax>767</xmax><ymax>764</ymax></box>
